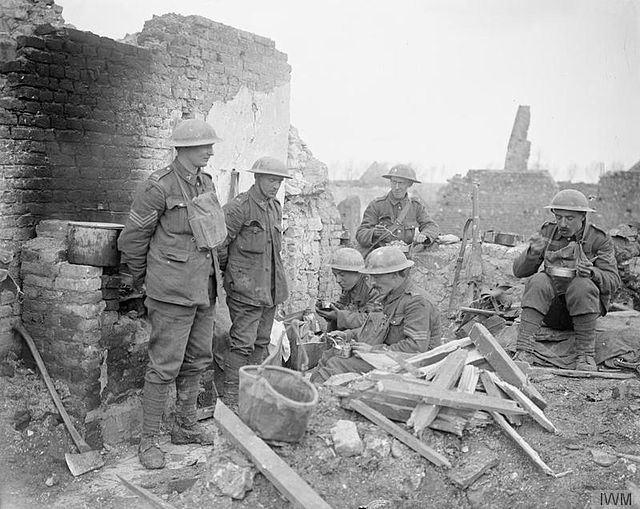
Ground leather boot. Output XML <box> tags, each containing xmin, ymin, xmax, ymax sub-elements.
<box><xmin>514</xmin><ymin>308</ymin><xmax>544</xmax><ymax>364</ymax></box>
<box><xmin>138</xmin><ymin>381</ymin><xmax>170</xmax><ymax>469</ymax></box>
<box><xmin>573</xmin><ymin>313</ymin><xmax>598</xmax><ymax>371</ymax></box>
<box><xmin>171</xmin><ymin>374</ymin><xmax>215</xmax><ymax>445</ymax></box>
<box><xmin>223</xmin><ymin>350</ymin><xmax>248</xmax><ymax>411</ymax></box>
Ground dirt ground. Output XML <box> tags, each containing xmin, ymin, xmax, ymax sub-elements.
<box><xmin>2</xmin><ymin>349</ymin><xmax>640</xmax><ymax>509</ymax></box>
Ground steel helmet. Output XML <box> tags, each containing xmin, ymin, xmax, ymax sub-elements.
<box><xmin>170</xmin><ymin>119</ymin><xmax>222</xmax><ymax>147</ymax></box>
<box><xmin>361</xmin><ymin>246</ymin><xmax>414</xmax><ymax>274</ymax></box>
<box><xmin>248</xmin><ymin>157</ymin><xmax>292</xmax><ymax>179</ymax></box>
<box><xmin>544</xmin><ymin>189</ymin><xmax>595</xmax><ymax>213</ymax></box>
<box><xmin>330</xmin><ymin>248</ymin><xmax>365</xmax><ymax>272</ymax></box>
<box><xmin>381</xmin><ymin>164</ymin><xmax>421</xmax><ymax>184</ymax></box>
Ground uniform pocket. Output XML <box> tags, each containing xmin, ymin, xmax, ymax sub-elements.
<box><xmin>238</xmin><ymin>219</ymin><xmax>266</xmax><ymax>253</ymax></box>
<box><xmin>165</xmin><ymin>196</ymin><xmax>190</xmax><ymax>233</ymax></box>
<box><xmin>159</xmin><ymin>246</ymin><xmax>190</xmax><ymax>262</ymax></box>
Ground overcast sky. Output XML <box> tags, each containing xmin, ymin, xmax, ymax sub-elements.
<box><xmin>56</xmin><ymin>0</ymin><xmax>640</xmax><ymax>182</ymax></box>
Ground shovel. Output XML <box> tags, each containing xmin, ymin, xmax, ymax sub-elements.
<box><xmin>14</xmin><ymin>321</ymin><xmax>105</xmax><ymax>476</ymax></box>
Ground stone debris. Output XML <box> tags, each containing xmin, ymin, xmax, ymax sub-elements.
<box><xmin>363</xmin><ymin>433</ymin><xmax>391</xmax><ymax>459</ymax></box>
<box><xmin>331</xmin><ymin>420</ymin><xmax>363</xmax><ymax>457</ymax></box>
<box><xmin>590</xmin><ymin>449</ymin><xmax>618</xmax><ymax>467</ymax></box>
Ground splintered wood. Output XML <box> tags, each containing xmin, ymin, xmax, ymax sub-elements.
<box><xmin>341</xmin><ymin>323</ymin><xmax>560</xmax><ymax>476</ymax></box>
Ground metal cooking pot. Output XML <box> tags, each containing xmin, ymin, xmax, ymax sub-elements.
<box><xmin>67</xmin><ymin>221</ymin><xmax>125</xmax><ymax>267</ymax></box>
<box><xmin>546</xmin><ymin>266</ymin><xmax>577</xmax><ymax>279</ymax></box>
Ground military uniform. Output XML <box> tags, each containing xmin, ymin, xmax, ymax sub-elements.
<box><xmin>118</xmin><ymin>160</ymin><xmax>221</xmax><ymax>384</ymax></box>
<box><xmin>513</xmin><ymin>221</ymin><xmax>620</xmax><ymax>323</ymax></box>
<box><xmin>356</xmin><ymin>192</ymin><xmax>439</xmax><ymax>249</ymax></box>
<box><xmin>310</xmin><ymin>280</ymin><xmax>440</xmax><ymax>383</ymax></box>
<box><xmin>218</xmin><ymin>183</ymin><xmax>288</xmax><ymax>395</ymax></box>
<box><xmin>332</xmin><ymin>275</ymin><xmax>380</xmax><ymax>331</ymax></box>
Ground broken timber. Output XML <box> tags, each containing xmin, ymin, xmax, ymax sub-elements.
<box><xmin>117</xmin><ymin>475</ymin><xmax>177</xmax><ymax>509</ymax></box>
<box><xmin>528</xmin><ymin>366</ymin><xmax>635</xmax><ymax>380</ymax></box>
<box><xmin>406</xmin><ymin>337</ymin><xmax>473</xmax><ymax>368</ymax></box>
<box><xmin>379</xmin><ymin>379</ymin><xmax>526</xmax><ymax>416</ymax></box>
<box><xmin>470</xmin><ymin>323</ymin><xmax>547</xmax><ymax>409</ymax></box>
<box><xmin>213</xmin><ymin>400</ymin><xmax>332</xmax><ymax>509</ymax></box>
<box><xmin>346</xmin><ymin>399</ymin><xmax>451</xmax><ymax>468</ymax></box>
<box><xmin>407</xmin><ymin>349</ymin><xmax>468</xmax><ymax>433</ymax></box>
<box><xmin>485</xmin><ymin>370</ymin><xmax>557</xmax><ymax>433</ymax></box>
<box><xmin>479</xmin><ymin>371</ymin><xmax>522</xmax><ymax>426</ymax></box>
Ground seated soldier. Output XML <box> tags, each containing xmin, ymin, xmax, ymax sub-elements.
<box><xmin>512</xmin><ymin>189</ymin><xmax>620</xmax><ymax>371</ymax></box>
<box><xmin>310</xmin><ymin>246</ymin><xmax>441</xmax><ymax>383</ymax></box>
<box><xmin>355</xmin><ymin>164</ymin><xmax>439</xmax><ymax>255</ymax></box>
<box><xmin>315</xmin><ymin>247</ymin><xmax>380</xmax><ymax>332</ymax></box>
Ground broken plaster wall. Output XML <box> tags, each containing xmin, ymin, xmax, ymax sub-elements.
<box><xmin>0</xmin><ymin>4</ymin><xmax>291</xmax><ymax>421</ymax></box>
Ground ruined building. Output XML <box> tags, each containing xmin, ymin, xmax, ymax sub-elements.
<box><xmin>0</xmin><ymin>0</ymin><xmax>341</xmax><ymax>442</ymax></box>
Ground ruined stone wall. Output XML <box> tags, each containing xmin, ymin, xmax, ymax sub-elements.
<box><xmin>0</xmin><ymin>7</ymin><xmax>290</xmax><ymax>358</ymax></box>
<box><xmin>595</xmin><ymin>171</ymin><xmax>640</xmax><ymax>229</ymax></box>
<box><xmin>434</xmin><ymin>170</ymin><xmax>559</xmax><ymax>238</ymax></box>
<box><xmin>284</xmin><ymin>127</ymin><xmax>342</xmax><ymax>312</ymax></box>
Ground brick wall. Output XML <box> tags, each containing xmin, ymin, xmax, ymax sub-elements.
<box><xmin>595</xmin><ymin>171</ymin><xmax>640</xmax><ymax>229</ymax></box>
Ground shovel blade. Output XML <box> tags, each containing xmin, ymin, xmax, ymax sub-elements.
<box><xmin>65</xmin><ymin>450</ymin><xmax>104</xmax><ymax>476</ymax></box>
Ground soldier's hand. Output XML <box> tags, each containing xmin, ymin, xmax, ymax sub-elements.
<box><xmin>316</xmin><ymin>304</ymin><xmax>338</xmax><ymax>322</ymax></box>
<box><xmin>372</xmin><ymin>224</ymin><xmax>388</xmax><ymax>239</ymax></box>
<box><xmin>351</xmin><ymin>342</ymin><xmax>373</xmax><ymax>354</ymax></box>
<box><xmin>528</xmin><ymin>234</ymin><xmax>547</xmax><ymax>256</ymax></box>
<box><xmin>576</xmin><ymin>259</ymin><xmax>593</xmax><ymax>278</ymax></box>
<box><xmin>415</xmin><ymin>232</ymin><xmax>428</xmax><ymax>244</ymax></box>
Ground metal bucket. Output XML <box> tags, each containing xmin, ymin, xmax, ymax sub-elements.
<box><xmin>67</xmin><ymin>221</ymin><xmax>125</xmax><ymax>267</ymax></box>
<box><xmin>238</xmin><ymin>365</ymin><xmax>318</xmax><ymax>443</ymax></box>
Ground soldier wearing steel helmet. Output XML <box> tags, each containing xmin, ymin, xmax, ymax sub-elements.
<box><xmin>512</xmin><ymin>189</ymin><xmax>620</xmax><ymax>371</ymax></box>
<box><xmin>118</xmin><ymin>118</ymin><xmax>225</xmax><ymax>469</ymax></box>
<box><xmin>310</xmin><ymin>246</ymin><xmax>441</xmax><ymax>383</ymax></box>
<box><xmin>356</xmin><ymin>164</ymin><xmax>440</xmax><ymax>253</ymax></box>
<box><xmin>315</xmin><ymin>247</ymin><xmax>381</xmax><ymax>332</ymax></box>
<box><xmin>217</xmin><ymin>156</ymin><xmax>291</xmax><ymax>407</ymax></box>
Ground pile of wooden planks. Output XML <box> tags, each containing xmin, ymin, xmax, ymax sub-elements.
<box><xmin>337</xmin><ymin>323</ymin><xmax>563</xmax><ymax>476</ymax></box>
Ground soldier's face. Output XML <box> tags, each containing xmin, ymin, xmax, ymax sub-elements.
<box><xmin>389</xmin><ymin>178</ymin><xmax>412</xmax><ymax>199</ymax></box>
<box><xmin>553</xmin><ymin>209</ymin><xmax>585</xmax><ymax>238</ymax></box>
<box><xmin>256</xmin><ymin>175</ymin><xmax>284</xmax><ymax>199</ymax></box>
<box><xmin>369</xmin><ymin>272</ymin><xmax>402</xmax><ymax>298</ymax></box>
<box><xmin>181</xmin><ymin>144</ymin><xmax>214</xmax><ymax>169</ymax></box>
<box><xmin>332</xmin><ymin>269</ymin><xmax>360</xmax><ymax>291</ymax></box>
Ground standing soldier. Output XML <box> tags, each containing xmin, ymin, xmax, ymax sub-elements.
<box><xmin>512</xmin><ymin>189</ymin><xmax>620</xmax><ymax>371</ymax></box>
<box><xmin>356</xmin><ymin>164</ymin><xmax>439</xmax><ymax>255</ymax></box>
<box><xmin>118</xmin><ymin>119</ymin><xmax>225</xmax><ymax>469</ymax></box>
<box><xmin>218</xmin><ymin>157</ymin><xmax>290</xmax><ymax>407</ymax></box>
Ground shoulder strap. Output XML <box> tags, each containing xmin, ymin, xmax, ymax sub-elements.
<box><xmin>174</xmin><ymin>171</ymin><xmax>193</xmax><ymax>203</ymax></box>
<box><xmin>395</xmin><ymin>199</ymin><xmax>413</xmax><ymax>226</ymax></box>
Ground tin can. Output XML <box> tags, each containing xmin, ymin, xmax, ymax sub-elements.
<box><xmin>333</xmin><ymin>343</ymin><xmax>352</xmax><ymax>358</ymax></box>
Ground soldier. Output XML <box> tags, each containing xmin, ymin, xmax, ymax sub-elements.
<box><xmin>310</xmin><ymin>246</ymin><xmax>441</xmax><ymax>383</ymax></box>
<box><xmin>355</xmin><ymin>164</ymin><xmax>439</xmax><ymax>254</ymax></box>
<box><xmin>218</xmin><ymin>157</ymin><xmax>290</xmax><ymax>407</ymax></box>
<box><xmin>315</xmin><ymin>247</ymin><xmax>380</xmax><ymax>332</ymax></box>
<box><xmin>512</xmin><ymin>189</ymin><xmax>620</xmax><ymax>371</ymax></box>
<box><xmin>118</xmin><ymin>119</ymin><xmax>225</xmax><ymax>469</ymax></box>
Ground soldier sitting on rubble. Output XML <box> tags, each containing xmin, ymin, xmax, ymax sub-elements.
<box><xmin>315</xmin><ymin>247</ymin><xmax>381</xmax><ymax>333</ymax></box>
<box><xmin>310</xmin><ymin>246</ymin><xmax>441</xmax><ymax>383</ymax></box>
<box><xmin>512</xmin><ymin>189</ymin><xmax>620</xmax><ymax>371</ymax></box>
<box><xmin>355</xmin><ymin>164</ymin><xmax>439</xmax><ymax>255</ymax></box>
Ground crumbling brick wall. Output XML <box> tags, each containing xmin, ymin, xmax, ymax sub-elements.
<box><xmin>284</xmin><ymin>126</ymin><xmax>342</xmax><ymax>312</ymax></box>
<box><xmin>595</xmin><ymin>171</ymin><xmax>640</xmax><ymax>228</ymax></box>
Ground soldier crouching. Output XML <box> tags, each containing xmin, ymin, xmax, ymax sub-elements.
<box><xmin>512</xmin><ymin>189</ymin><xmax>620</xmax><ymax>371</ymax></box>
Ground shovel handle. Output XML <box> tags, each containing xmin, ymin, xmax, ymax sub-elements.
<box><xmin>14</xmin><ymin>321</ymin><xmax>91</xmax><ymax>453</ymax></box>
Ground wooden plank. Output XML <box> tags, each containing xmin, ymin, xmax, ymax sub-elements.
<box><xmin>447</xmin><ymin>449</ymin><xmax>499</xmax><ymax>489</ymax></box>
<box><xmin>485</xmin><ymin>371</ymin><xmax>557</xmax><ymax>433</ymax></box>
<box><xmin>418</xmin><ymin>358</ymin><xmax>445</xmax><ymax>378</ymax></box>
<box><xmin>407</xmin><ymin>349</ymin><xmax>468</xmax><ymax>433</ymax></box>
<box><xmin>117</xmin><ymin>475</ymin><xmax>177</xmax><ymax>509</ymax></box>
<box><xmin>430</xmin><ymin>409</ymin><xmax>469</xmax><ymax>437</ymax></box>
<box><xmin>528</xmin><ymin>366</ymin><xmax>635</xmax><ymax>380</ymax></box>
<box><xmin>490</xmin><ymin>411</ymin><xmax>555</xmax><ymax>476</ymax></box>
<box><xmin>367</xmin><ymin>371</ymin><xmax>430</xmax><ymax>385</ymax></box>
<box><xmin>457</xmin><ymin>365</ymin><xmax>480</xmax><ymax>393</ymax></box>
<box><xmin>479</xmin><ymin>371</ymin><xmax>522</xmax><ymax>426</ymax></box>
<box><xmin>213</xmin><ymin>401</ymin><xmax>332</xmax><ymax>509</ymax></box>
<box><xmin>355</xmin><ymin>351</ymin><xmax>400</xmax><ymax>372</ymax></box>
<box><xmin>346</xmin><ymin>399</ymin><xmax>451</xmax><ymax>468</ymax></box>
<box><xmin>380</xmin><ymin>379</ymin><xmax>526</xmax><ymax>415</ymax></box>
<box><xmin>464</xmin><ymin>348</ymin><xmax>486</xmax><ymax>366</ymax></box>
<box><xmin>341</xmin><ymin>396</ymin><xmax>413</xmax><ymax>422</ymax></box>
<box><xmin>470</xmin><ymin>323</ymin><xmax>547</xmax><ymax>409</ymax></box>
<box><xmin>406</xmin><ymin>337</ymin><xmax>473</xmax><ymax>367</ymax></box>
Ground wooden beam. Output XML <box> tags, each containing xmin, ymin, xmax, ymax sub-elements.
<box><xmin>479</xmin><ymin>371</ymin><xmax>522</xmax><ymax>426</ymax></box>
<box><xmin>379</xmin><ymin>379</ymin><xmax>526</xmax><ymax>415</ymax></box>
<box><xmin>484</xmin><ymin>371</ymin><xmax>557</xmax><ymax>433</ymax></box>
<box><xmin>528</xmin><ymin>366</ymin><xmax>635</xmax><ymax>380</ymax></box>
<box><xmin>354</xmin><ymin>352</ymin><xmax>400</xmax><ymax>372</ymax></box>
<box><xmin>117</xmin><ymin>475</ymin><xmax>177</xmax><ymax>509</ymax></box>
<box><xmin>213</xmin><ymin>401</ymin><xmax>332</xmax><ymax>509</ymax></box>
<box><xmin>346</xmin><ymin>399</ymin><xmax>451</xmax><ymax>468</ymax></box>
<box><xmin>489</xmin><ymin>411</ymin><xmax>555</xmax><ymax>476</ymax></box>
<box><xmin>407</xmin><ymin>349</ymin><xmax>468</xmax><ymax>433</ymax></box>
<box><xmin>470</xmin><ymin>323</ymin><xmax>547</xmax><ymax>409</ymax></box>
<box><xmin>406</xmin><ymin>337</ymin><xmax>473</xmax><ymax>367</ymax></box>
